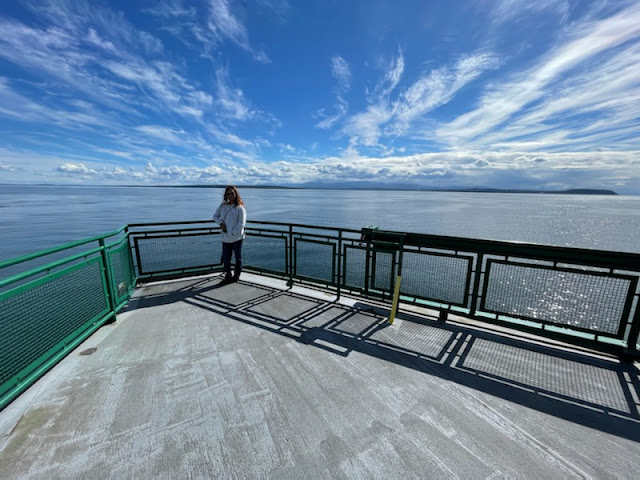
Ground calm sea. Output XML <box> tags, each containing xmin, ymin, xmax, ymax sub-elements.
<box><xmin>1</xmin><ymin>184</ymin><xmax>639</xmax><ymax>263</ymax></box>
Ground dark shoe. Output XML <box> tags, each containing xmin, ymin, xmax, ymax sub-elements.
<box><xmin>231</xmin><ymin>269</ymin><xmax>242</xmax><ymax>283</ymax></box>
<box><xmin>220</xmin><ymin>274</ymin><xmax>233</xmax><ymax>285</ymax></box>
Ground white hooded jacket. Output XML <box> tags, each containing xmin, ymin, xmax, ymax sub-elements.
<box><xmin>213</xmin><ymin>203</ymin><xmax>246</xmax><ymax>243</ymax></box>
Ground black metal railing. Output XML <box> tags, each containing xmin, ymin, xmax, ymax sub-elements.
<box><xmin>129</xmin><ymin>220</ymin><xmax>640</xmax><ymax>359</ymax></box>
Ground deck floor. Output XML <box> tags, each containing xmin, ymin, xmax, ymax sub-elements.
<box><xmin>1</xmin><ymin>273</ymin><xmax>640</xmax><ymax>478</ymax></box>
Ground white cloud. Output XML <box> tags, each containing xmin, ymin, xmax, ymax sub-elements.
<box><xmin>146</xmin><ymin>0</ymin><xmax>197</xmax><ymax>19</ymax></box>
<box><xmin>0</xmin><ymin>144</ymin><xmax>635</xmax><ymax>193</ymax></box>
<box><xmin>207</xmin><ymin>0</ymin><xmax>270</xmax><ymax>62</ymax></box>
<box><xmin>373</xmin><ymin>51</ymin><xmax>405</xmax><ymax>101</ymax></box>
<box><xmin>215</xmin><ymin>67</ymin><xmax>254</xmax><ymax>121</ymax></box>
<box><xmin>86</xmin><ymin>28</ymin><xmax>118</xmax><ymax>54</ymax></box>
<box><xmin>436</xmin><ymin>2</ymin><xmax>640</xmax><ymax>150</ymax></box>
<box><xmin>331</xmin><ymin>56</ymin><xmax>351</xmax><ymax>93</ymax></box>
<box><xmin>315</xmin><ymin>97</ymin><xmax>348</xmax><ymax>130</ymax></box>
<box><xmin>316</xmin><ymin>56</ymin><xmax>352</xmax><ymax>129</ymax></box>
<box><xmin>136</xmin><ymin>125</ymin><xmax>185</xmax><ymax>144</ymax></box>
<box><xmin>491</xmin><ymin>0</ymin><xmax>570</xmax><ymax>26</ymax></box>
<box><xmin>57</xmin><ymin>162</ymin><xmax>96</xmax><ymax>174</ymax></box>
<box><xmin>339</xmin><ymin>50</ymin><xmax>498</xmax><ymax>148</ymax></box>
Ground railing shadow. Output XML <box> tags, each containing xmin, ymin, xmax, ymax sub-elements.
<box><xmin>126</xmin><ymin>275</ymin><xmax>640</xmax><ymax>442</ymax></box>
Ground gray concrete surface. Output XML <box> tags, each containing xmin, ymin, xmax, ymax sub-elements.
<box><xmin>1</xmin><ymin>272</ymin><xmax>640</xmax><ymax>478</ymax></box>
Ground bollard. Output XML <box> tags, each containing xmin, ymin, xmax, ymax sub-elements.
<box><xmin>388</xmin><ymin>275</ymin><xmax>402</xmax><ymax>324</ymax></box>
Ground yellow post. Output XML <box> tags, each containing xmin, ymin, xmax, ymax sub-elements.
<box><xmin>388</xmin><ymin>275</ymin><xmax>402</xmax><ymax>324</ymax></box>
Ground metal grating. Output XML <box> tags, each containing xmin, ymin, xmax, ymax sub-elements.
<box><xmin>344</xmin><ymin>246</ymin><xmax>366</xmax><ymax>289</ymax></box>
<box><xmin>109</xmin><ymin>242</ymin><xmax>135</xmax><ymax>303</ymax></box>
<box><xmin>371</xmin><ymin>250</ymin><xmax>394</xmax><ymax>292</ymax></box>
<box><xmin>401</xmin><ymin>252</ymin><xmax>470</xmax><ymax>306</ymax></box>
<box><xmin>0</xmin><ymin>259</ymin><xmax>108</xmax><ymax>388</ymax></box>
<box><xmin>244</xmin><ymin>235</ymin><xmax>286</xmax><ymax>273</ymax></box>
<box><xmin>295</xmin><ymin>239</ymin><xmax>335</xmax><ymax>283</ymax></box>
<box><xmin>483</xmin><ymin>262</ymin><xmax>632</xmax><ymax>335</ymax></box>
<box><xmin>137</xmin><ymin>234</ymin><xmax>221</xmax><ymax>274</ymax></box>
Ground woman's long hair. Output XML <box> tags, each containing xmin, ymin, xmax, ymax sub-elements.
<box><xmin>224</xmin><ymin>185</ymin><xmax>244</xmax><ymax>206</ymax></box>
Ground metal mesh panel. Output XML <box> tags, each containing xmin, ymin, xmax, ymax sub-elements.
<box><xmin>484</xmin><ymin>262</ymin><xmax>631</xmax><ymax>334</ymax></box>
<box><xmin>244</xmin><ymin>235</ymin><xmax>286</xmax><ymax>273</ymax></box>
<box><xmin>295</xmin><ymin>240</ymin><xmax>335</xmax><ymax>283</ymax></box>
<box><xmin>137</xmin><ymin>234</ymin><xmax>221</xmax><ymax>274</ymax></box>
<box><xmin>401</xmin><ymin>252</ymin><xmax>470</xmax><ymax>306</ymax></box>
<box><xmin>372</xmin><ymin>251</ymin><xmax>394</xmax><ymax>292</ymax></box>
<box><xmin>109</xmin><ymin>242</ymin><xmax>135</xmax><ymax>304</ymax></box>
<box><xmin>344</xmin><ymin>246</ymin><xmax>366</xmax><ymax>289</ymax></box>
<box><xmin>0</xmin><ymin>259</ymin><xmax>108</xmax><ymax>387</ymax></box>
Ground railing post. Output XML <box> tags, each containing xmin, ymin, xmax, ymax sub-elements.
<box><xmin>625</xmin><ymin>305</ymin><xmax>640</xmax><ymax>360</ymax></box>
<box><xmin>99</xmin><ymin>237</ymin><xmax>117</xmax><ymax>323</ymax></box>
<box><xmin>287</xmin><ymin>224</ymin><xmax>294</xmax><ymax>287</ymax></box>
<box><xmin>337</xmin><ymin>229</ymin><xmax>342</xmax><ymax>299</ymax></box>
<box><xmin>124</xmin><ymin>226</ymin><xmax>137</xmax><ymax>288</ymax></box>
<box><xmin>469</xmin><ymin>252</ymin><xmax>484</xmax><ymax>317</ymax></box>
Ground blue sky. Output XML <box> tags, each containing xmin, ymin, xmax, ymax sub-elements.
<box><xmin>0</xmin><ymin>0</ymin><xmax>639</xmax><ymax>193</ymax></box>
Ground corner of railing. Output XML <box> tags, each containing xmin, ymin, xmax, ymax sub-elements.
<box><xmin>98</xmin><ymin>237</ymin><xmax>118</xmax><ymax>324</ymax></box>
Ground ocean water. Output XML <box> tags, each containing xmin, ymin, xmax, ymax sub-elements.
<box><xmin>1</xmin><ymin>184</ymin><xmax>639</xmax><ymax>263</ymax></box>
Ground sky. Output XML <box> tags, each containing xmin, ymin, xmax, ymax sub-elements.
<box><xmin>0</xmin><ymin>0</ymin><xmax>639</xmax><ymax>194</ymax></box>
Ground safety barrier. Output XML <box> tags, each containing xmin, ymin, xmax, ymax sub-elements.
<box><xmin>0</xmin><ymin>227</ymin><xmax>135</xmax><ymax>410</ymax></box>
<box><xmin>2</xmin><ymin>220</ymin><xmax>639</xmax><ymax>410</ymax></box>
<box><xmin>130</xmin><ymin>221</ymin><xmax>640</xmax><ymax>359</ymax></box>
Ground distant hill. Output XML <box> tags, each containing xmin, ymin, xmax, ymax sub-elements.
<box><xmin>294</xmin><ymin>182</ymin><xmax>618</xmax><ymax>195</ymax></box>
<box><xmin>122</xmin><ymin>184</ymin><xmax>618</xmax><ymax>195</ymax></box>
<box><xmin>440</xmin><ymin>187</ymin><xmax>618</xmax><ymax>195</ymax></box>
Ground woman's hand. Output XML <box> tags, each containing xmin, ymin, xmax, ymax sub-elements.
<box><xmin>220</xmin><ymin>222</ymin><xmax>227</xmax><ymax>233</ymax></box>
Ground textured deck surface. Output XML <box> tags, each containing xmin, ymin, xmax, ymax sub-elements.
<box><xmin>1</xmin><ymin>273</ymin><xmax>640</xmax><ymax>478</ymax></box>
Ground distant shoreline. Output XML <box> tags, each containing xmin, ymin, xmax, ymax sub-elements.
<box><xmin>109</xmin><ymin>185</ymin><xmax>622</xmax><ymax>195</ymax></box>
<box><xmin>1</xmin><ymin>184</ymin><xmax>619</xmax><ymax>195</ymax></box>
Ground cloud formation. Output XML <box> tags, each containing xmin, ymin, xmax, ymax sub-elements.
<box><xmin>0</xmin><ymin>0</ymin><xmax>638</xmax><ymax>193</ymax></box>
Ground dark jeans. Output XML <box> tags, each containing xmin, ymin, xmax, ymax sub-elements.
<box><xmin>222</xmin><ymin>239</ymin><xmax>243</xmax><ymax>277</ymax></box>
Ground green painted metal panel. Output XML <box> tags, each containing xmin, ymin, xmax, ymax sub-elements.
<box><xmin>0</xmin><ymin>257</ymin><xmax>111</xmax><ymax>407</ymax></box>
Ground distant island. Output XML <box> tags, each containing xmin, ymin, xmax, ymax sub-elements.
<box><xmin>434</xmin><ymin>188</ymin><xmax>618</xmax><ymax>195</ymax></box>
<box><xmin>8</xmin><ymin>184</ymin><xmax>618</xmax><ymax>195</ymax></box>
<box><xmin>135</xmin><ymin>184</ymin><xmax>619</xmax><ymax>195</ymax></box>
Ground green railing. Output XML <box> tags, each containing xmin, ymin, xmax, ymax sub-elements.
<box><xmin>2</xmin><ymin>220</ymin><xmax>639</xmax><ymax>410</ymax></box>
<box><xmin>0</xmin><ymin>226</ymin><xmax>136</xmax><ymax>410</ymax></box>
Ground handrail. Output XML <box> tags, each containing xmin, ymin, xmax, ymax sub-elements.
<box><xmin>129</xmin><ymin>220</ymin><xmax>640</xmax><ymax>358</ymax></box>
<box><xmin>0</xmin><ymin>225</ymin><xmax>128</xmax><ymax>270</ymax></box>
<box><xmin>128</xmin><ymin>219</ymin><xmax>363</xmax><ymax>235</ymax></box>
<box><xmin>364</xmin><ymin>228</ymin><xmax>638</xmax><ymax>269</ymax></box>
<box><xmin>2</xmin><ymin>219</ymin><xmax>639</xmax><ymax>413</ymax></box>
<box><xmin>0</xmin><ymin>245</ymin><xmax>104</xmax><ymax>289</ymax></box>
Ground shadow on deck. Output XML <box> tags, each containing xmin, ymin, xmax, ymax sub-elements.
<box><xmin>132</xmin><ymin>274</ymin><xmax>640</xmax><ymax>441</ymax></box>
<box><xmin>1</xmin><ymin>273</ymin><xmax>639</xmax><ymax>477</ymax></box>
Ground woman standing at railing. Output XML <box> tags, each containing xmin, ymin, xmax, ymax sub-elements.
<box><xmin>213</xmin><ymin>186</ymin><xmax>247</xmax><ymax>284</ymax></box>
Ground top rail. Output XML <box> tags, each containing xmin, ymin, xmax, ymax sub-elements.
<box><xmin>129</xmin><ymin>220</ymin><xmax>640</xmax><ymax>266</ymax></box>
<box><xmin>128</xmin><ymin>219</ymin><xmax>363</xmax><ymax>234</ymax></box>
<box><xmin>0</xmin><ymin>225</ymin><xmax>129</xmax><ymax>270</ymax></box>
<box><xmin>362</xmin><ymin>228</ymin><xmax>640</xmax><ymax>269</ymax></box>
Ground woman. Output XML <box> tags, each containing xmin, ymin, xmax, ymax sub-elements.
<box><xmin>212</xmin><ymin>186</ymin><xmax>246</xmax><ymax>284</ymax></box>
